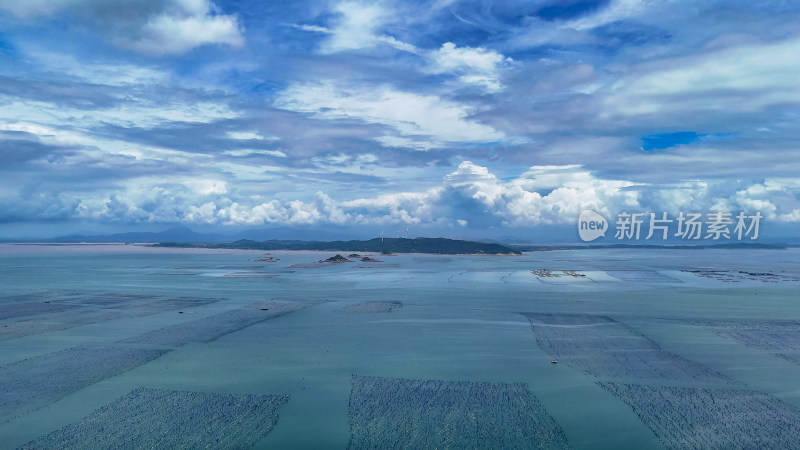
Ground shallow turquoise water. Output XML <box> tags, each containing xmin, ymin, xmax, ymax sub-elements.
<box><xmin>1</xmin><ymin>244</ymin><xmax>800</xmax><ymax>448</ymax></box>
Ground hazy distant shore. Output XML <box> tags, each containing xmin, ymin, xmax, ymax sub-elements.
<box><xmin>153</xmin><ymin>237</ymin><xmax>522</xmax><ymax>255</ymax></box>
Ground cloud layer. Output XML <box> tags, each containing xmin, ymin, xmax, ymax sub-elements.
<box><xmin>1</xmin><ymin>0</ymin><xmax>799</xmax><ymax>238</ymax></box>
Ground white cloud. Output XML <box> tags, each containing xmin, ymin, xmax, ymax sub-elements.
<box><xmin>335</xmin><ymin>163</ymin><xmax>798</xmax><ymax>228</ymax></box>
<box><xmin>605</xmin><ymin>37</ymin><xmax>800</xmax><ymax>116</ymax></box>
<box><xmin>321</xmin><ymin>2</ymin><xmax>386</xmax><ymax>53</ymax></box>
<box><xmin>567</xmin><ymin>0</ymin><xmax>648</xmax><ymax>31</ymax></box>
<box><xmin>442</xmin><ymin>162</ymin><xmax>640</xmax><ymax>226</ymax></box>
<box><xmin>431</xmin><ymin>43</ymin><xmax>509</xmax><ymax>75</ymax></box>
<box><xmin>292</xmin><ymin>24</ymin><xmax>331</xmax><ymax>33</ymax></box>
<box><xmin>374</xmin><ymin>136</ymin><xmax>438</xmax><ymax>151</ymax></box>
<box><xmin>28</xmin><ymin>161</ymin><xmax>800</xmax><ymax>227</ymax></box>
<box><xmin>184</xmin><ymin>201</ymin><xmax>218</xmax><ymax>224</ymax></box>
<box><xmin>128</xmin><ymin>3</ymin><xmax>244</xmax><ymax>55</ymax></box>
<box><xmin>301</xmin><ymin>4</ymin><xmax>515</xmax><ymax>94</ymax></box>
<box><xmin>274</xmin><ymin>81</ymin><xmax>504</xmax><ymax>148</ymax></box>
<box><xmin>0</xmin><ymin>122</ymin><xmax>93</xmax><ymax>148</ymax></box>
<box><xmin>777</xmin><ymin>209</ymin><xmax>800</xmax><ymax>222</ymax></box>
<box><xmin>315</xmin><ymin>2</ymin><xmax>418</xmax><ymax>54</ymax></box>
<box><xmin>312</xmin><ymin>153</ymin><xmax>377</xmax><ymax>167</ymax></box>
<box><xmin>427</xmin><ymin>42</ymin><xmax>514</xmax><ymax>93</ymax></box>
<box><xmin>339</xmin><ymin>162</ymin><xmax>642</xmax><ymax>227</ymax></box>
<box><xmin>226</xmin><ymin>131</ymin><xmax>270</xmax><ymax>140</ymax></box>
<box><xmin>26</xmin><ymin>49</ymin><xmax>169</xmax><ymax>86</ymax></box>
<box><xmin>376</xmin><ymin>35</ymin><xmax>420</xmax><ymax>54</ymax></box>
<box><xmin>186</xmin><ymin>179</ymin><xmax>228</xmax><ymax>195</ymax></box>
<box><xmin>0</xmin><ymin>0</ymin><xmax>244</xmax><ymax>55</ymax></box>
<box><xmin>0</xmin><ymin>96</ymin><xmax>239</xmax><ymax>130</ymax></box>
<box><xmin>309</xmin><ymin>4</ymin><xmax>513</xmax><ymax>91</ymax></box>
<box><xmin>216</xmin><ymin>192</ymin><xmax>352</xmax><ymax>226</ymax></box>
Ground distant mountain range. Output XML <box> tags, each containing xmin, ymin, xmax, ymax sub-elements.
<box><xmin>155</xmin><ymin>237</ymin><xmax>522</xmax><ymax>255</ymax></box>
<box><xmin>0</xmin><ymin>226</ymin><xmax>366</xmax><ymax>243</ymax></box>
<box><xmin>511</xmin><ymin>242</ymin><xmax>788</xmax><ymax>251</ymax></box>
<box><xmin>1</xmin><ymin>226</ymin><xmax>796</xmax><ymax>250</ymax></box>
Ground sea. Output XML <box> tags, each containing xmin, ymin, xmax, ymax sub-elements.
<box><xmin>1</xmin><ymin>243</ymin><xmax>799</xmax><ymax>449</ymax></box>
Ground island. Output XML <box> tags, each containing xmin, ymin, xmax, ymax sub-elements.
<box><xmin>320</xmin><ymin>254</ymin><xmax>350</xmax><ymax>263</ymax></box>
<box><xmin>154</xmin><ymin>237</ymin><xmax>521</xmax><ymax>255</ymax></box>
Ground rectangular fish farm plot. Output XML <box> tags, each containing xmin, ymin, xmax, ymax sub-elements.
<box><xmin>347</xmin><ymin>375</ymin><xmax>570</xmax><ymax>449</ymax></box>
<box><xmin>0</xmin><ymin>296</ymin><xmax>220</xmax><ymax>342</ymax></box>
<box><xmin>21</xmin><ymin>387</ymin><xmax>289</xmax><ymax>449</ymax></box>
<box><xmin>606</xmin><ymin>270</ymin><xmax>681</xmax><ymax>283</ymax></box>
<box><xmin>0</xmin><ymin>345</ymin><xmax>166</xmax><ymax>424</ymax></box>
<box><xmin>599</xmin><ymin>382</ymin><xmax>800</xmax><ymax>449</ymax></box>
<box><xmin>120</xmin><ymin>301</ymin><xmax>305</xmax><ymax>348</ymax></box>
<box><xmin>524</xmin><ymin>313</ymin><xmax>728</xmax><ymax>384</ymax></box>
<box><xmin>692</xmin><ymin>320</ymin><xmax>800</xmax><ymax>352</ymax></box>
<box><xmin>336</xmin><ymin>301</ymin><xmax>403</xmax><ymax>313</ymax></box>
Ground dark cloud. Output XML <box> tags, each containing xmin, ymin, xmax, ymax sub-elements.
<box><xmin>0</xmin><ymin>75</ymin><xmax>121</xmax><ymax>109</ymax></box>
<box><xmin>0</xmin><ymin>131</ymin><xmax>67</xmax><ymax>165</ymax></box>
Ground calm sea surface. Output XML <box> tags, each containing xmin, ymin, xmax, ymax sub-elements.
<box><xmin>1</xmin><ymin>244</ymin><xmax>799</xmax><ymax>449</ymax></box>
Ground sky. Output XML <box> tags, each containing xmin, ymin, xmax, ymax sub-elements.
<box><xmin>0</xmin><ymin>0</ymin><xmax>799</xmax><ymax>241</ymax></box>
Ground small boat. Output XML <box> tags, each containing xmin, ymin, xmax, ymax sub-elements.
<box><xmin>550</xmin><ymin>360</ymin><xmax>558</xmax><ymax>364</ymax></box>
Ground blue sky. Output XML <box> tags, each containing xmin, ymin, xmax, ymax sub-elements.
<box><xmin>0</xmin><ymin>0</ymin><xmax>799</xmax><ymax>240</ymax></box>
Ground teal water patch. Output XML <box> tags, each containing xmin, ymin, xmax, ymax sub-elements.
<box><xmin>347</xmin><ymin>374</ymin><xmax>570</xmax><ymax>449</ymax></box>
<box><xmin>20</xmin><ymin>387</ymin><xmax>289</xmax><ymax>449</ymax></box>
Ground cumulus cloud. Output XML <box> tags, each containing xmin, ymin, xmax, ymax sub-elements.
<box><xmin>124</xmin><ymin>161</ymin><xmax>636</xmax><ymax>227</ymax></box>
<box><xmin>427</xmin><ymin>42</ymin><xmax>514</xmax><ymax>93</ymax></box>
<box><xmin>7</xmin><ymin>159</ymin><xmax>799</xmax><ymax>231</ymax></box>
<box><xmin>0</xmin><ymin>189</ymin><xmax>82</xmax><ymax>223</ymax></box>
<box><xmin>127</xmin><ymin>3</ymin><xmax>244</xmax><ymax>55</ymax></box>
<box><xmin>435</xmin><ymin>161</ymin><xmax>640</xmax><ymax>227</ymax></box>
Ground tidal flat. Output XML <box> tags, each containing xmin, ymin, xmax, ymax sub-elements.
<box><xmin>1</xmin><ymin>244</ymin><xmax>800</xmax><ymax>449</ymax></box>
